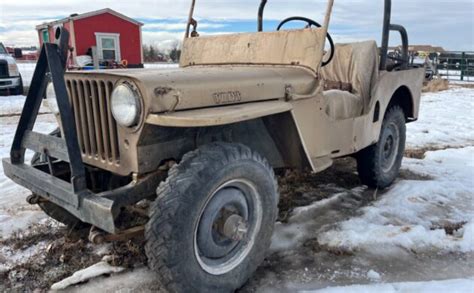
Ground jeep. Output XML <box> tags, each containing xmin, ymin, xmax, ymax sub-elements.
<box><xmin>3</xmin><ymin>0</ymin><xmax>424</xmax><ymax>291</ymax></box>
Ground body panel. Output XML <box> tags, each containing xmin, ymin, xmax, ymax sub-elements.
<box><xmin>146</xmin><ymin>101</ymin><xmax>292</xmax><ymax>127</ymax></box>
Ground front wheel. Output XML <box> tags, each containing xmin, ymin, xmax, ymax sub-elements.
<box><xmin>145</xmin><ymin>142</ymin><xmax>278</xmax><ymax>292</ymax></box>
<box><xmin>356</xmin><ymin>106</ymin><xmax>406</xmax><ymax>189</ymax></box>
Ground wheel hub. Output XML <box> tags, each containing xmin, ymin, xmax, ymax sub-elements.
<box><xmin>221</xmin><ymin>214</ymin><xmax>248</xmax><ymax>241</ymax></box>
<box><xmin>196</xmin><ymin>188</ymin><xmax>249</xmax><ymax>259</ymax></box>
<box><xmin>194</xmin><ymin>179</ymin><xmax>262</xmax><ymax>275</ymax></box>
<box><xmin>381</xmin><ymin>122</ymin><xmax>400</xmax><ymax>172</ymax></box>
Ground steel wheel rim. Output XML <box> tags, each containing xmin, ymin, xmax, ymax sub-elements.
<box><xmin>193</xmin><ymin>179</ymin><xmax>263</xmax><ymax>275</ymax></box>
<box><xmin>381</xmin><ymin>122</ymin><xmax>400</xmax><ymax>173</ymax></box>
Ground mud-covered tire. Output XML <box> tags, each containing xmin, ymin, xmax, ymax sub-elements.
<box><xmin>145</xmin><ymin>142</ymin><xmax>279</xmax><ymax>293</ymax></box>
<box><xmin>31</xmin><ymin>128</ymin><xmax>87</xmax><ymax>229</ymax></box>
<box><xmin>356</xmin><ymin>106</ymin><xmax>406</xmax><ymax>189</ymax></box>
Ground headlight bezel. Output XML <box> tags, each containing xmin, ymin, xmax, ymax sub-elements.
<box><xmin>111</xmin><ymin>81</ymin><xmax>144</xmax><ymax>130</ymax></box>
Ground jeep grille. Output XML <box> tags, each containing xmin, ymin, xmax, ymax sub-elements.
<box><xmin>66</xmin><ymin>79</ymin><xmax>120</xmax><ymax>165</ymax></box>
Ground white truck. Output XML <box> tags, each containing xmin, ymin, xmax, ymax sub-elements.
<box><xmin>0</xmin><ymin>42</ymin><xmax>23</xmax><ymax>95</ymax></box>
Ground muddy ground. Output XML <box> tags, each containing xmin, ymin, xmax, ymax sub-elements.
<box><xmin>0</xmin><ymin>149</ymin><xmax>471</xmax><ymax>292</ymax></box>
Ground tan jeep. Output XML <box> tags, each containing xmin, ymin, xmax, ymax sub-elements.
<box><xmin>3</xmin><ymin>0</ymin><xmax>424</xmax><ymax>291</ymax></box>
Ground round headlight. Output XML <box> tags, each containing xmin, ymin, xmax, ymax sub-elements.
<box><xmin>111</xmin><ymin>83</ymin><xmax>142</xmax><ymax>127</ymax></box>
<box><xmin>45</xmin><ymin>82</ymin><xmax>60</xmax><ymax>114</ymax></box>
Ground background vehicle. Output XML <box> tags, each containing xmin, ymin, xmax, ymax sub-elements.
<box><xmin>0</xmin><ymin>42</ymin><xmax>23</xmax><ymax>95</ymax></box>
<box><xmin>3</xmin><ymin>0</ymin><xmax>424</xmax><ymax>292</ymax></box>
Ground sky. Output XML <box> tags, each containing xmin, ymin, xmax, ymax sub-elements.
<box><xmin>0</xmin><ymin>0</ymin><xmax>473</xmax><ymax>51</ymax></box>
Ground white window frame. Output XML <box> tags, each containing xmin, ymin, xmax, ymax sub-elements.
<box><xmin>95</xmin><ymin>32</ymin><xmax>121</xmax><ymax>62</ymax></box>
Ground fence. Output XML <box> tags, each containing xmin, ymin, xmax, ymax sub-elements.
<box><xmin>436</xmin><ymin>51</ymin><xmax>473</xmax><ymax>82</ymax></box>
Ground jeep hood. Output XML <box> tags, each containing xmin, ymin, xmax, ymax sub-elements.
<box><xmin>73</xmin><ymin>66</ymin><xmax>317</xmax><ymax>113</ymax></box>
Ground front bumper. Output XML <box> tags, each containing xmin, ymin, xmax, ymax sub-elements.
<box><xmin>2</xmin><ymin>157</ymin><xmax>161</xmax><ymax>234</ymax></box>
<box><xmin>2</xmin><ymin>158</ymin><xmax>117</xmax><ymax>233</ymax></box>
<box><xmin>0</xmin><ymin>77</ymin><xmax>21</xmax><ymax>90</ymax></box>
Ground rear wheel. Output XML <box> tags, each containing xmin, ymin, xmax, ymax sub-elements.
<box><xmin>356</xmin><ymin>106</ymin><xmax>406</xmax><ymax>189</ymax></box>
<box><xmin>145</xmin><ymin>142</ymin><xmax>278</xmax><ymax>292</ymax></box>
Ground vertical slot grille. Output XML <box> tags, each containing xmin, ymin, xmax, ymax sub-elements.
<box><xmin>67</xmin><ymin>78</ymin><xmax>120</xmax><ymax>165</ymax></box>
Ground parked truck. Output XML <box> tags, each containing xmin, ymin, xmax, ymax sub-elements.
<box><xmin>0</xmin><ymin>42</ymin><xmax>23</xmax><ymax>95</ymax></box>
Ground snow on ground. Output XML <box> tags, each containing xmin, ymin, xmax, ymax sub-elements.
<box><xmin>0</xmin><ymin>114</ymin><xmax>57</xmax><ymax>237</ymax></box>
<box><xmin>407</xmin><ymin>87</ymin><xmax>474</xmax><ymax>149</ymax></box>
<box><xmin>16</xmin><ymin>62</ymin><xmax>36</xmax><ymax>87</ymax></box>
<box><xmin>318</xmin><ymin>147</ymin><xmax>474</xmax><ymax>253</ymax></box>
<box><xmin>50</xmin><ymin>260</ymin><xmax>125</xmax><ymax>290</ymax></box>
<box><xmin>0</xmin><ymin>95</ymin><xmax>50</xmax><ymax>117</ymax></box>
<box><xmin>0</xmin><ymin>97</ymin><xmax>57</xmax><ymax>237</ymax></box>
<box><xmin>144</xmin><ymin>63</ymin><xmax>179</xmax><ymax>69</ymax></box>
<box><xmin>309</xmin><ymin>278</ymin><xmax>474</xmax><ymax>293</ymax></box>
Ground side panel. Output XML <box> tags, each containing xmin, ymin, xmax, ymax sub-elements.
<box><xmin>289</xmin><ymin>67</ymin><xmax>425</xmax><ymax>172</ymax></box>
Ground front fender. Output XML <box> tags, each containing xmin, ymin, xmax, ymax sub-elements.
<box><xmin>145</xmin><ymin>100</ymin><xmax>292</xmax><ymax>127</ymax></box>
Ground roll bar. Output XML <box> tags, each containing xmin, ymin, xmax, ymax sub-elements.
<box><xmin>380</xmin><ymin>0</ymin><xmax>409</xmax><ymax>70</ymax></box>
<box><xmin>257</xmin><ymin>0</ymin><xmax>267</xmax><ymax>32</ymax></box>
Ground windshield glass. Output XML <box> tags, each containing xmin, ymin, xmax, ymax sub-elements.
<box><xmin>0</xmin><ymin>44</ymin><xmax>7</xmax><ymax>54</ymax></box>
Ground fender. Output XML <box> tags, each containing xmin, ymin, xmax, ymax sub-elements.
<box><xmin>146</xmin><ymin>100</ymin><xmax>292</xmax><ymax>127</ymax></box>
<box><xmin>370</xmin><ymin>67</ymin><xmax>424</xmax><ymax>120</ymax></box>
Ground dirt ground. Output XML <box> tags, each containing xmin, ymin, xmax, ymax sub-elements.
<box><xmin>3</xmin><ymin>146</ymin><xmax>468</xmax><ymax>292</ymax></box>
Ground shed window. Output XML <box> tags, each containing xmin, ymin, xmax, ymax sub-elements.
<box><xmin>95</xmin><ymin>33</ymin><xmax>121</xmax><ymax>62</ymax></box>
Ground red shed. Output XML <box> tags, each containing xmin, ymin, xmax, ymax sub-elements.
<box><xmin>36</xmin><ymin>8</ymin><xmax>144</xmax><ymax>67</ymax></box>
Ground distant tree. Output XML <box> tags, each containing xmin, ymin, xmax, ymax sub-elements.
<box><xmin>142</xmin><ymin>45</ymin><xmax>150</xmax><ymax>61</ymax></box>
<box><xmin>169</xmin><ymin>42</ymin><xmax>181</xmax><ymax>63</ymax></box>
<box><xmin>149</xmin><ymin>45</ymin><xmax>157</xmax><ymax>62</ymax></box>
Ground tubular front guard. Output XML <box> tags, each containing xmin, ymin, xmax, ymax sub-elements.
<box><xmin>2</xmin><ymin>28</ymin><xmax>157</xmax><ymax>234</ymax></box>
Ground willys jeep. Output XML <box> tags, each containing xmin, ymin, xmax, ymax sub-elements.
<box><xmin>3</xmin><ymin>0</ymin><xmax>424</xmax><ymax>291</ymax></box>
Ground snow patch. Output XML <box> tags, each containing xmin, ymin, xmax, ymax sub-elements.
<box><xmin>50</xmin><ymin>261</ymin><xmax>125</xmax><ymax>290</ymax></box>
<box><xmin>307</xmin><ymin>278</ymin><xmax>474</xmax><ymax>293</ymax></box>
<box><xmin>318</xmin><ymin>147</ymin><xmax>474</xmax><ymax>253</ymax></box>
<box><xmin>366</xmin><ymin>270</ymin><xmax>381</xmax><ymax>282</ymax></box>
<box><xmin>407</xmin><ymin>87</ymin><xmax>474</xmax><ymax>149</ymax></box>
<box><xmin>270</xmin><ymin>187</ymin><xmax>367</xmax><ymax>252</ymax></box>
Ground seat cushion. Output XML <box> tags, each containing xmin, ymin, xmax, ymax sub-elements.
<box><xmin>320</xmin><ymin>41</ymin><xmax>379</xmax><ymax>111</ymax></box>
<box><xmin>324</xmin><ymin>90</ymin><xmax>364</xmax><ymax>120</ymax></box>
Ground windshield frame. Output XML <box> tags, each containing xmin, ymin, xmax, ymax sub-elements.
<box><xmin>185</xmin><ymin>0</ymin><xmax>334</xmax><ymax>39</ymax></box>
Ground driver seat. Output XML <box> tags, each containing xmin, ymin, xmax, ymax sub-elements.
<box><xmin>321</xmin><ymin>40</ymin><xmax>379</xmax><ymax>120</ymax></box>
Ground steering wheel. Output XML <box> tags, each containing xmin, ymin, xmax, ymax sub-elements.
<box><xmin>277</xmin><ymin>16</ymin><xmax>335</xmax><ymax>67</ymax></box>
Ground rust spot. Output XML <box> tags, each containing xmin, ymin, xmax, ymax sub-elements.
<box><xmin>154</xmin><ymin>87</ymin><xmax>174</xmax><ymax>96</ymax></box>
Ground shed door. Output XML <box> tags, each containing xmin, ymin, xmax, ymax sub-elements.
<box><xmin>95</xmin><ymin>33</ymin><xmax>121</xmax><ymax>62</ymax></box>
<box><xmin>42</xmin><ymin>30</ymin><xmax>49</xmax><ymax>43</ymax></box>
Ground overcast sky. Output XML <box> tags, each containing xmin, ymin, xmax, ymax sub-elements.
<box><xmin>1</xmin><ymin>0</ymin><xmax>473</xmax><ymax>51</ymax></box>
